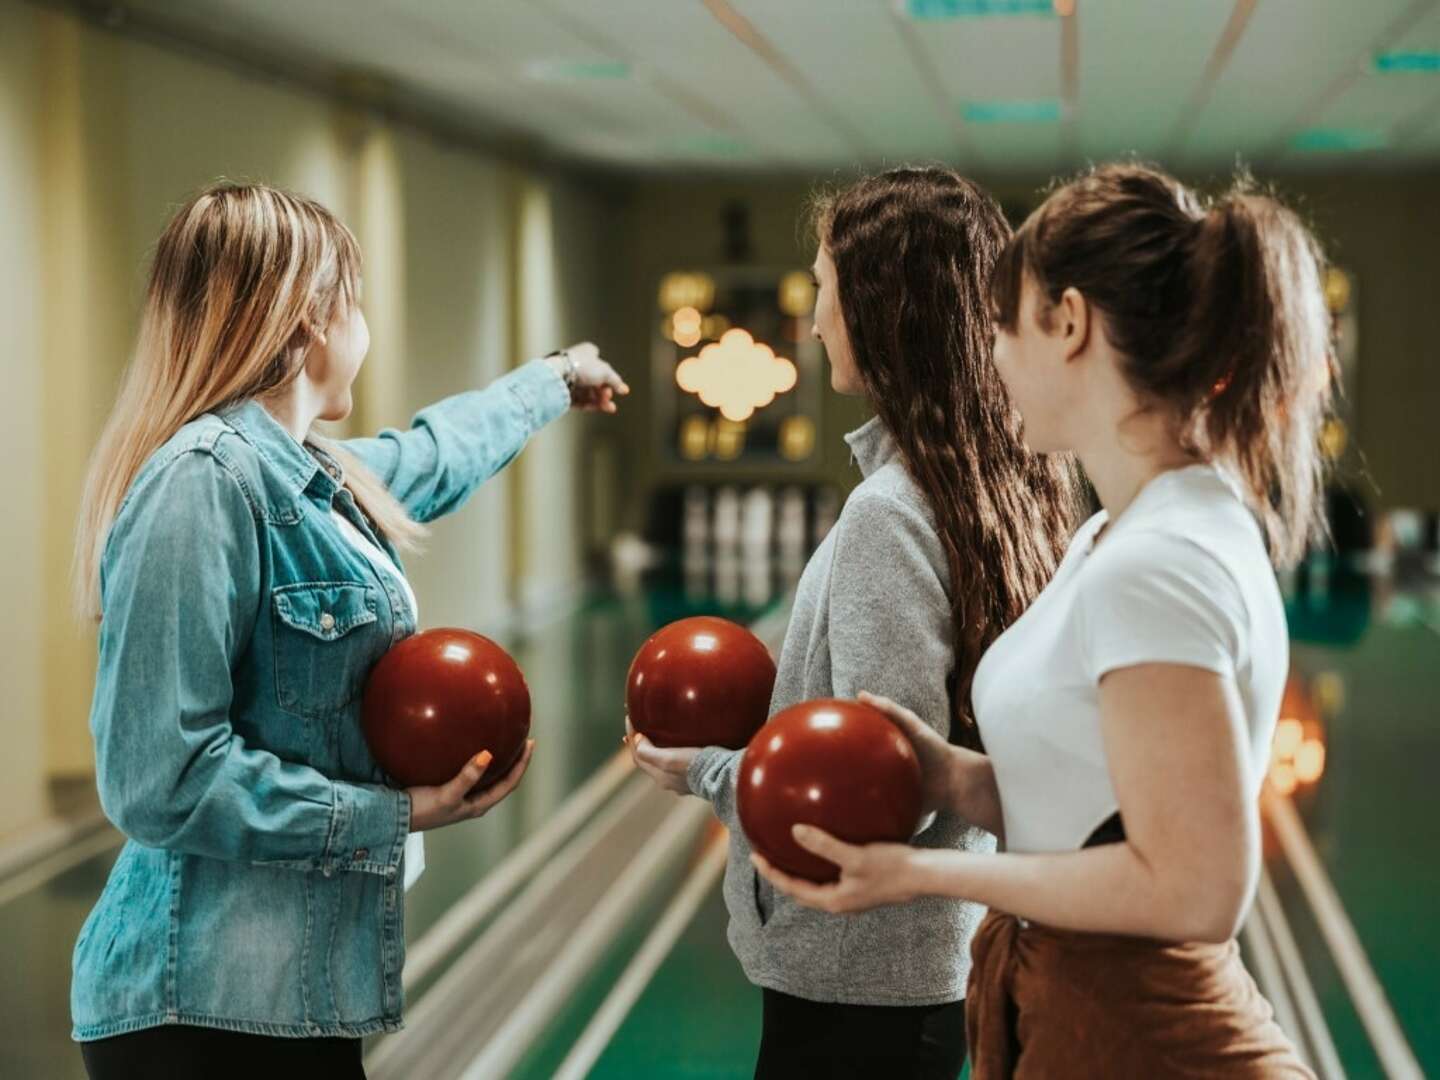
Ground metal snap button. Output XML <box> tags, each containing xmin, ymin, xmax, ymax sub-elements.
<box><xmin>320</xmin><ymin>612</ymin><xmax>336</xmax><ymax>631</ymax></box>
<box><xmin>353</xmin><ymin>848</ymin><xmax>369</xmax><ymax>861</ymax></box>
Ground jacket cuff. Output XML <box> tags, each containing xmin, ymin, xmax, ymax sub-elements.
<box><xmin>326</xmin><ymin>782</ymin><xmax>410</xmax><ymax>878</ymax></box>
<box><xmin>506</xmin><ymin>358</ymin><xmax>571</xmax><ymax>431</ymax></box>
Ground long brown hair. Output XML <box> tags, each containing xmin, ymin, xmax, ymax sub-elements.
<box><xmin>74</xmin><ymin>183</ymin><xmax>426</xmax><ymax>619</ymax></box>
<box><xmin>990</xmin><ymin>163</ymin><xmax>1333</xmax><ymax>568</ymax></box>
<box><xmin>814</xmin><ymin>167</ymin><xmax>1079</xmax><ymax>747</ymax></box>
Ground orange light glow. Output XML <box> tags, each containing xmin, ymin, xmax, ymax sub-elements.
<box><xmin>1274</xmin><ymin>718</ymin><xmax>1304</xmax><ymax>757</ymax></box>
<box><xmin>1269</xmin><ymin>762</ymin><xmax>1298</xmax><ymax>796</ymax></box>
<box><xmin>1294</xmin><ymin>740</ymin><xmax>1326</xmax><ymax>784</ymax></box>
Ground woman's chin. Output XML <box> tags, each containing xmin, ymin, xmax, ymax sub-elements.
<box><xmin>318</xmin><ymin>397</ymin><xmax>353</xmax><ymax>424</ymax></box>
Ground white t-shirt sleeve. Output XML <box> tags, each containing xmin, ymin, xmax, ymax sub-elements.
<box><xmin>1076</xmin><ymin>532</ymin><xmax>1247</xmax><ymax>683</ymax></box>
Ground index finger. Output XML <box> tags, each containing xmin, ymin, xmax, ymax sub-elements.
<box><xmin>602</xmin><ymin>364</ymin><xmax>630</xmax><ymax>394</ymax></box>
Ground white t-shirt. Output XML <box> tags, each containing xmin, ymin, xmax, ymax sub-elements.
<box><xmin>331</xmin><ymin>509</ymin><xmax>427</xmax><ymax>891</ymax></box>
<box><xmin>972</xmin><ymin>464</ymin><xmax>1287</xmax><ymax>854</ymax></box>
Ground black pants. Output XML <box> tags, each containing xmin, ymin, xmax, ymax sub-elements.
<box><xmin>80</xmin><ymin>1024</ymin><xmax>365</xmax><ymax>1079</ymax></box>
<box><xmin>755</xmin><ymin>988</ymin><xmax>967</xmax><ymax>1080</ymax></box>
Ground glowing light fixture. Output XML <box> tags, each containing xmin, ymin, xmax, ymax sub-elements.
<box><xmin>1268</xmin><ymin>713</ymin><xmax>1327</xmax><ymax>796</ymax></box>
<box><xmin>675</xmin><ymin>329</ymin><xmax>798</xmax><ymax>422</ymax></box>
<box><xmin>713</xmin><ymin>419</ymin><xmax>746</xmax><ymax>460</ymax></box>
<box><xmin>1324</xmin><ymin>267</ymin><xmax>1352</xmax><ymax>313</ymax></box>
<box><xmin>673</xmin><ymin>306</ymin><xmax>704</xmax><ymax>348</ymax></box>
<box><xmin>779</xmin><ymin>416</ymin><xmax>816</xmax><ymax>461</ymax></box>
<box><xmin>679</xmin><ymin>415</ymin><xmax>709</xmax><ymax>461</ymax></box>
<box><xmin>658</xmin><ymin>272</ymin><xmax>715</xmax><ymax>313</ymax></box>
<box><xmin>778</xmin><ymin>271</ymin><xmax>817</xmax><ymax>317</ymax></box>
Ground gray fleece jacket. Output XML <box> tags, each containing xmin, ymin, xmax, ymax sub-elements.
<box><xmin>686</xmin><ymin>416</ymin><xmax>995</xmax><ymax>1006</ymax></box>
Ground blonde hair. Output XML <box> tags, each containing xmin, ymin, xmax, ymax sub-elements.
<box><xmin>73</xmin><ymin>182</ymin><xmax>425</xmax><ymax>619</ymax></box>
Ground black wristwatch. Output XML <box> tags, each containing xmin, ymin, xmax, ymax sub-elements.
<box><xmin>546</xmin><ymin>349</ymin><xmax>579</xmax><ymax>389</ymax></box>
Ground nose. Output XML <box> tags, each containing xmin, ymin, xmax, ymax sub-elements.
<box><xmin>810</xmin><ymin>322</ymin><xmax>821</xmax><ymax>341</ymax></box>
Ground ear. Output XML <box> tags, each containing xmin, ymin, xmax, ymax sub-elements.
<box><xmin>297</xmin><ymin>321</ymin><xmax>328</xmax><ymax>382</ymax></box>
<box><xmin>301</xmin><ymin>319</ymin><xmax>328</xmax><ymax>348</ymax></box>
<box><xmin>1056</xmin><ymin>286</ymin><xmax>1091</xmax><ymax>364</ymax></box>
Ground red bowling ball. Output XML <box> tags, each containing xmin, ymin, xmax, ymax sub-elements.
<box><xmin>738</xmin><ymin>698</ymin><xmax>922</xmax><ymax>883</ymax></box>
<box><xmin>362</xmin><ymin>628</ymin><xmax>530</xmax><ymax>790</ymax></box>
<box><xmin>626</xmin><ymin>616</ymin><xmax>777</xmax><ymax>749</ymax></box>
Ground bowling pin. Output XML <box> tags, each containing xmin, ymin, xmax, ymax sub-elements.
<box><xmin>715</xmin><ymin>485</ymin><xmax>742</xmax><ymax>559</ymax></box>
<box><xmin>683</xmin><ymin>485</ymin><xmax>711</xmax><ymax>551</ymax></box>
<box><xmin>715</xmin><ymin>548</ymin><xmax>741</xmax><ymax>605</ymax></box>
<box><xmin>742</xmin><ymin>487</ymin><xmax>775</xmax><ymax>559</ymax></box>
<box><xmin>778</xmin><ymin>486</ymin><xmax>806</xmax><ymax>557</ymax></box>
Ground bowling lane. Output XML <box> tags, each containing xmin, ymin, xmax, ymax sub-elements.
<box><xmin>552</xmin><ymin>856</ymin><xmax>759</xmax><ymax>1079</ymax></box>
<box><xmin>1278</xmin><ymin>578</ymin><xmax>1440</xmax><ymax>1075</ymax></box>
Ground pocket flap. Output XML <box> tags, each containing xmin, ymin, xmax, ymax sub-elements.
<box><xmin>272</xmin><ymin>582</ymin><xmax>377</xmax><ymax>641</ymax></box>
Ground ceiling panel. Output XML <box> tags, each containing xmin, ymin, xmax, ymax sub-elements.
<box><xmin>542</xmin><ymin>0</ymin><xmax>858</xmax><ymax>167</ymax></box>
<box><xmin>918</xmin><ymin>14</ymin><xmax>1064</xmax><ymax>102</ymax></box>
<box><xmin>1390</xmin><ymin>1</ymin><xmax>1440</xmax><ymax>51</ymax></box>
<box><xmin>729</xmin><ymin>0</ymin><xmax>964</xmax><ymax>165</ymax></box>
<box><xmin>1311</xmin><ymin>71</ymin><xmax>1432</xmax><ymax>137</ymax></box>
<box><xmin>1188</xmin><ymin>0</ymin><xmax>1421</xmax><ymax>163</ymax></box>
<box><xmin>1075</xmin><ymin>0</ymin><xmax>1234</xmax><ymax>162</ymax></box>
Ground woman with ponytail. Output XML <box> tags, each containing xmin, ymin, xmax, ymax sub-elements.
<box><xmin>757</xmin><ymin>163</ymin><xmax>1329</xmax><ymax>1077</ymax></box>
<box><xmin>70</xmin><ymin>182</ymin><xmax>627</xmax><ymax>1076</ymax></box>
<box><xmin>627</xmin><ymin>167</ymin><xmax>1078</xmax><ymax>1078</ymax></box>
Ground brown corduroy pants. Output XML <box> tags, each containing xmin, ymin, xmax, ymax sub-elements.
<box><xmin>966</xmin><ymin>911</ymin><xmax>1315</xmax><ymax>1079</ymax></box>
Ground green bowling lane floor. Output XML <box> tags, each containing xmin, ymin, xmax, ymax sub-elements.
<box><xmin>516</xmin><ymin>874</ymin><xmax>760</xmax><ymax>1080</ymax></box>
<box><xmin>1284</xmin><ymin>580</ymin><xmax>1440</xmax><ymax>1076</ymax></box>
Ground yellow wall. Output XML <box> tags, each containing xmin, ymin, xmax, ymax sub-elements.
<box><xmin>0</xmin><ymin>0</ymin><xmax>48</xmax><ymax>839</ymax></box>
<box><xmin>0</xmin><ymin>2</ymin><xmax>609</xmax><ymax>838</ymax></box>
<box><xmin>395</xmin><ymin>128</ymin><xmax>515</xmax><ymax>633</ymax></box>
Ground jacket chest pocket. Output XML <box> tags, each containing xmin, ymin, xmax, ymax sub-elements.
<box><xmin>271</xmin><ymin>582</ymin><xmax>381</xmax><ymax>721</ymax></box>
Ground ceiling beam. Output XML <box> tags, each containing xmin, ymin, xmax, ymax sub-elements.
<box><xmin>880</xmin><ymin>0</ymin><xmax>982</xmax><ymax>168</ymax></box>
<box><xmin>527</xmin><ymin>0</ymin><xmax>796</xmax><ymax>167</ymax></box>
<box><xmin>1059</xmin><ymin>1</ymin><xmax>1079</xmax><ymax>167</ymax></box>
<box><xmin>1164</xmin><ymin>0</ymin><xmax>1258</xmax><ymax>164</ymax></box>
<box><xmin>700</xmin><ymin>0</ymin><xmax>879</xmax><ymax>162</ymax></box>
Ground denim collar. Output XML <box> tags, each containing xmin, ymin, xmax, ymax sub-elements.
<box><xmin>219</xmin><ymin>399</ymin><xmax>343</xmax><ymax>505</ymax></box>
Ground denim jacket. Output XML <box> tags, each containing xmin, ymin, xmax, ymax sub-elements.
<box><xmin>71</xmin><ymin>359</ymin><xmax>569</xmax><ymax>1041</ymax></box>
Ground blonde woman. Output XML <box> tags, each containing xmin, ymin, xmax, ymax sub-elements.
<box><xmin>69</xmin><ymin>182</ymin><xmax>627</xmax><ymax>1077</ymax></box>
